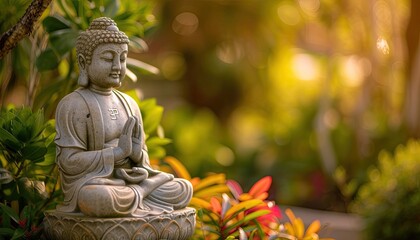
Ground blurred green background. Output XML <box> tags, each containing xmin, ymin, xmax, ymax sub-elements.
<box><xmin>1</xmin><ymin>0</ymin><xmax>419</xmax><ymax>215</ymax></box>
<box><xmin>136</xmin><ymin>0</ymin><xmax>417</xmax><ymax>213</ymax></box>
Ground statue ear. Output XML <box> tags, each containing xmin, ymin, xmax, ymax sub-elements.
<box><xmin>78</xmin><ymin>54</ymin><xmax>88</xmax><ymax>87</ymax></box>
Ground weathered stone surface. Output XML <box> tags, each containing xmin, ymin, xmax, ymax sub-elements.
<box><xmin>43</xmin><ymin>208</ymin><xmax>196</xmax><ymax>240</ymax></box>
<box><xmin>46</xmin><ymin>16</ymin><xmax>195</xmax><ymax>240</ymax></box>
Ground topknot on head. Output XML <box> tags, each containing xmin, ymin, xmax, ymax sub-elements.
<box><xmin>76</xmin><ymin>17</ymin><xmax>129</xmax><ymax>65</ymax></box>
<box><xmin>88</xmin><ymin>17</ymin><xmax>119</xmax><ymax>31</ymax></box>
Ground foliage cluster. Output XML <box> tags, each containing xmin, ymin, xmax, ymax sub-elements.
<box><xmin>351</xmin><ymin>140</ymin><xmax>420</xmax><ymax>239</ymax></box>
<box><xmin>0</xmin><ymin>107</ymin><xmax>58</xmax><ymax>239</ymax></box>
<box><xmin>164</xmin><ymin>157</ymin><xmax>333</xmax><ymax>240</ymax></box>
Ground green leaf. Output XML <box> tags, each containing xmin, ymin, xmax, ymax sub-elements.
<box><xmin>0</xmin><ymin>203</ymin><xmax>19</xmax><ymax>223</ymax></box>
<box><xmin>36</xmin><ymin>48</ymin><xmax>60</xmax><ymax>71</ymax></box>
<box><xmin>11</xmin><ymin>228</ymin><xmax>25</xmax><ymax>240</ymax></box>
<box><xmin>0</xmin><ymin>128</ymin><xmax>22</xmax><ymax>151</ymax></box>
<box><xmin>224</xmin><ymin>199</ymin><xmax>263</xmax><ymax>223</ymax></box>
<box><xmin>43</xmin><ymin>15</ymin><xmax>71</xmax><ymax>33</ymax></box>
<box><xmin>147</xmin><ymin>146</ymin><xmax>166</xmax><ymax>159</ymax></box>
<box><xmin>104</xmin><ymin>0</ymin><xmax>120</xmax><ymax>18</ymax></box>
<box><xmin>142</xmin><ymin>105</ymin><xmax>164</xmax><ymax>134</ymax></box>
<box><xmin>128</xmin><ymin>36</ymin><xmax>148</xmax><ymax>53</ymax></box>
<box><xmin>21</xmin><ymin>143</ymin><xmax>47</xmax><ymax>162</ymax></box>
<box><xmin>146</xmin><ymin>137</ymin><xmax>172</xmax><ymax>147</ymax></box>
<box><xmin>49</xmin><ymin>29</ymin><xmax>78</xmax><ymax>56</ymax></box>
<box><xmin>223</xmin><ymin>210</ymin><xmax>271</xmax><ymax>235</ymax></box>
<box><xmin>0</xmin><ymin>228</ymin><xmax>14</xmax><ymax>237</ymax></box>
<box><xmin>127</xmin><ymin>58</ymin><xmax>159</xmax><ymax>75</ymax></box>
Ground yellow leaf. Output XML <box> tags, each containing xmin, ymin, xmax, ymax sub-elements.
<box><xmin>285</xmin><ymin>208</ymin><xmax>297</xmax><ymax>223</ymax></box>
<box><xmin>284</xmin><ymin>222</ymin><xmax>295</xmax><ymax>236</ymax></box>
<box><xmin>194</xmin><ymin>185</ymin><xmax>230</xmax><ymax>198</ymax></box>
<box><xmin>194</xmin><ymin>173</ymin><xmax>226</xmax><ymax>192</ymax></box>
<box><xmin>164</xmin><ymin>156</ymin><xmax>191</xmax><ymax>180</ymax></box>
<box><xmin>224</xmin><ymin>199</ymin><xmax>263</xmax><ymax>220</ymax></box>
<box><xmin>189</xmin><ymin>197</ymin><xmax>211</xmax><ymax>209</ymax></box>
<box><xmin>238</xmin><ymin>193</ymin><xmax>252</xmax><ymax>201</ymax></box>
<box><xmin>305</xmin><ymin>220</ymin><xmax>320</xmax><ymax>236</ymax></box>
<box><xmin>303</xmin><ymin>233</ymin><xmax>319</xmax><ymax>240</ymax></box>
<box><xmin>190</xmin><ymin>177</ymin><xmax>201</xmax><ymax>187</ymax></box>
<box><xmin>294</xmin><ymin>218</ymin><xmax>304</xmax><ymax>239</ymax></box>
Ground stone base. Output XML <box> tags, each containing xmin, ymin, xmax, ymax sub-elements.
<box><xmin>43</xmin><ymin>208</ymin><xmax>196</xmax><ymax>240</ymax></box>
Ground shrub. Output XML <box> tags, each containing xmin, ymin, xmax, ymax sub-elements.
<box><xmin>351</xmin><ymin>140</ymin><xmax>420</xmax><ymax>239</ymax></box>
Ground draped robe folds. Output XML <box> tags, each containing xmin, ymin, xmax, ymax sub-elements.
<box><xmin>54</xmin><ymin>88</ymin><xmax>192</xmax><ymax>217</ymax></box>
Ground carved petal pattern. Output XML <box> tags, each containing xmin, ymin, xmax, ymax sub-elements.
<box><xmin>43</xmin><ymin>208</ymin><xmax>196</xmax><ymax>240</ymax></box>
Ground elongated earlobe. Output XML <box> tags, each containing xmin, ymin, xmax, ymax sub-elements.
<box><xmin>78</xmin><ymin>54</ymin><xmax>89</xmax><ymax>87</ymax></box>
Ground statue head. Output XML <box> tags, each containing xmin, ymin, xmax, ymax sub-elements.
<box><xmin>76</xmin><ymin>17</ymin><xmax>130</xmax><ymax>88</ymax></box>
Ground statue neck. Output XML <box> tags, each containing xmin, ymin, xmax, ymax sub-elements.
<box><xmin>89</xmin><ymin>84</ymin><xmax>113</xmax><ymax>96</ymax></box>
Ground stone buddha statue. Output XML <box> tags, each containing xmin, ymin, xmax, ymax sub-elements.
<box><xmin>54</xmin><ymin>17</ymin><xmax>192</xmax><ymax>218</ymax></box>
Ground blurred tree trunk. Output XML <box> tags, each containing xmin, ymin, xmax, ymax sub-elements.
<box><xmin>405</xmin><ymin>0</ymin><xmax>420</xmax><ymax>137</ymax></box>
<box><xmin>0</xmin><ymin>0</ymin><xmax>52</xmax><ymax>59</ymax></box>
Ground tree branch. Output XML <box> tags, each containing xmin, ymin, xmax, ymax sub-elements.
<box><xmin>0</xmin><ymin>0</ymin><xmax>52</xmax><ymax>59</ymax></box>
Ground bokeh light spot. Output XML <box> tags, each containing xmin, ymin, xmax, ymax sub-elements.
<box><xmin>292</xmin><ymin>53</ymin><xmax>320</xmax><ymax>81</ymax></box>
<box><xmin>376</xmin><ymin>37</ymin><xmax>390</xmax><ymax>55</ymax></box>
<box><xmin>216</xmin><ymin>41</ymin><xmax>243</xmax><ymax>64</ymax></box>
<box><xmin>215</xmin><ymin>146</ymin><xmax>235</xmax><ymax>166</ymax></box>
<box><xmin>172</xmin><ymin>12</ymin><xmax>199</xmax><ymax>36</ymax></box>
<box><xmin>277</xmin><ymin>3</ymin><xmax>301</xmax><ymax>26</ymax></box>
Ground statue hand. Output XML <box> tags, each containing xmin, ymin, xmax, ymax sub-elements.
<box><xmin>113</xmin><ymin>116</ymin><xmax>135</xmax><ymax>161</ymax></box>
<box><xmin>129</xmin><ymin>116</ymin><xmax>143</xmax><ymax>163</ymax></box>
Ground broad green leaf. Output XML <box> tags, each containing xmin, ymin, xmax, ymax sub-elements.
<box><xmin>104</xmin><ymin>0</ymin><xmax>120</xmax><ymax>18</ymax></box>
<box><xmin>0</xmin><ymin>228</ymin><xmax>14</xmax><ymax>237</ymax></box>
<box><xmin>43</xmin><ymin>15</ymin><xmax>71</xmax><ymax>33</ymax></box>
<box><xmin>146</xmin><ymin>136</ymin><xmax>172</xmax><ymax>147</ymax></box>
<box><xmin>128</xmin><ymin>36</ymin><xmax>148</xmax><ymax>53</ymax></box>
<box><xmin>224</xmin><ymin>210</ymin><xmax>270</xmax><ymax>235</ymax></box>
<box><xmin>127</xmin><ymin>58</ymin><xmax>159</xmax><ymax>75</ymax></box>
<box><xmin>0</xmin><ymin>128</ymin><xmax>22</xmax><ymax>151</ymax></box>
<box><xmin>21</xmin><ymin>143</ymin><xmax>47</xmax><ymax>162</ymax></box>
<box><xmin>147</xmin><ymin>146</ymin><xmax>166</xmax><ymax>159</ymax></box>
<box><xmin>36</xmin><ymin>48</ymin><xmax>60</xmax><ymax>71</ymax></box>
<box><xmin>11</xmin><ymin>228</ymin><xmax>25</xmax><ymax>240</ymax></box>
<box><xmin>142</xmin><ymin>105</ymin><xmax>163</xmax><ymax>134</ymax></box>
<box><xmin>49</xmin><ymin>29</ymin><xmax>78</xmax><ymax>56</ymax></box>
<box><xmin>0</xmin><ymin>203</ymin><xmax>19</xmax><ymax>223</ymax></box>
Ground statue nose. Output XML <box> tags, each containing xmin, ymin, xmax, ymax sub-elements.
<box><xmin>112</xmin><ymin>58</ymin><xmax>121</xmax><ymax>71</ymax></box>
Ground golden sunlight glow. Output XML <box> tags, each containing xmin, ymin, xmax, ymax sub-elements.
<box><xmin>376</xmin><ymin>37</ymin><xmax>390</xmax><ymax>55</ymax></box>
<box><xmin>342</xmin><ymin>55</ymin><xmax>371</xmax><ymax>87</ymax></box>
<box><xmin>298</xmin><ymin>0</ymin><xmax>320</xmax><ymax>16</ymax></box>
<box><xmin>277</xmin><ymin>3</ymin><xmax>301</xmax><ymax>26</ymax></box>
<box><xmin>292</xmin><ymin>53</ymin><xmax>320</xmax><ymax>81</ymax></box>
<box><xmin>216</xmin><ymin>41</ymin><xmax>243</xmax><ymax>64</ymax></box>
<box><xmin>172</xmin><ymin>12</ymin><xmax>199</xmax><ymax>36</ymax></box>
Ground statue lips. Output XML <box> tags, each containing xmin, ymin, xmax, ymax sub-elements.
<box><xmin>110</xmin><ymin>72</ymin><xmax>120</xmax><ymax>79</ymax></box>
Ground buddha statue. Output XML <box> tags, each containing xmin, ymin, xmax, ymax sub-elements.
<box><xmin>54</xmin><ymin>17</ymin><xmax>193</xmax><ymax>218</ymax></box>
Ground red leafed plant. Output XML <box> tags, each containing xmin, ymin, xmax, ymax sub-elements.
<box><xmin>165</xmin><ymin>157</ymin><xmax>281</xmax><ymax>239</ymax></box>
<box><xmin>164</xmin><ymin>157</ymin><xmax>334</xmax><ymax>240</ymax></box>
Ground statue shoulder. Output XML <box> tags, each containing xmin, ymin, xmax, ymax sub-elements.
<box><xmin>56</xmin><ymin>91</ymin><xmax>90</xmax><ymax>115</ymax></box>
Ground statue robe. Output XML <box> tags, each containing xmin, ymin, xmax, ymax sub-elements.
<box><xmin>55</xmin><ymin>88</ymin><xmax>192</xmax><ymax>217</ymax></box>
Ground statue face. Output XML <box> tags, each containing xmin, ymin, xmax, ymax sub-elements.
<box><xmin>87</xmin><ymin>43</ymin><xmax>128</xmax><ymax>89</ymax></box>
